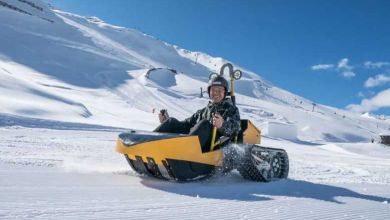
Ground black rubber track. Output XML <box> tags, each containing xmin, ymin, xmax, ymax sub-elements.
<box><xmin>237</xmin><ymin>145</ymin><xmax>289</xmax><ymax>182</ymax></box>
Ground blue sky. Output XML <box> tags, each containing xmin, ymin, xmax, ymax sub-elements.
<box><xmin>47</xmin><ymin>0</ymin><xmax>390</xmax><ymax>115</ymax></box>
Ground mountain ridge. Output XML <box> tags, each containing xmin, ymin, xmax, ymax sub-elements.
<box><xmin>0</xmin><ymin>0</ymin><xmax>389</xmax><ymax>142</ymax></box>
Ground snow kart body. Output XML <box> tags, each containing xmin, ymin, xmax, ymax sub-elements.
<box><xmin>116</xmin><ymin>119</ymin><xmax>289</xmax><ymax>182</ymax></box>
<box><xmin>116</xmin><ymin>130</ymin><xmax>223</xmax><ymax>181</ymax></box>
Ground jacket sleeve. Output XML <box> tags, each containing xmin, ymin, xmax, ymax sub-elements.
<box><xmin>184</xmin><ymin>108</ymin><xmax>203</xmax><ymax>128</ymax></box>
<box><xmin>218</xmin><ymin>106</ymin><xmax>241</xmax><ymax>137</ymax></box>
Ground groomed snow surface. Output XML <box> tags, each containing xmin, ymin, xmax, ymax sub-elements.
<box><xmin>1</xmin><ymin>120</ymin><xmax>389</xmax><ymax>220</ymax></box>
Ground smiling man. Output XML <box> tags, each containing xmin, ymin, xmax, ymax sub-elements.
<box><xmin>154</xmin><ymin>75</ymin><xmax>241</xmax><ymax>151</ymax></box>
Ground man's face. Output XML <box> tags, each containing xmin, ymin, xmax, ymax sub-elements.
<box><xmin>210</xmin><ymin>86</ymin><xmax>225</xmax><ymax>103</ymax></box>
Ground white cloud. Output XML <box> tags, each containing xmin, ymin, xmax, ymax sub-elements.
<box><xmin>337</xmin><ymin>58</ymin><xmax>353</xmax><ymax>70</ymax></box>
<box><xmin>364</xmin><ymin>61</ymin><xmax>390</xmax><ymax>69</ymax></box>
<box><xmin>311</xmin><ymin>64</ymin><xmax>334</xmax><ymax>70</ymax></box>
<box><xmin>346</xmin><ymin>88</ymin><xmax>390</xmax><ymax>113</ymax></box>
<box><xmin>357</xmin><ymin>91</ymin><xmax>365</xmax><ymax>98</ymax></box>
<box><xmin>342</xmin><ymin>71</ymin><xmax>355</xmax><ymax>79</ymax></box>
<box><xmin>364</xmin><ymin>74</ymin><xmax>390</xmax><ymax>88</ymax></box>
<box><xmin>310</xmin><ymin>58</ymin><xmax>357</xmax><ymax>79</ymax></box>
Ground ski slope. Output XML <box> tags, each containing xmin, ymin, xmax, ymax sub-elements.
<box><xmin>0</xmin><ymin>122</ymin><xmax>389</xmax><ymax>219</ymax></box>
<box><xmin>1</xmin><ymin>0</ymin><xmax>390</xmax><ymax>219</ymax></box>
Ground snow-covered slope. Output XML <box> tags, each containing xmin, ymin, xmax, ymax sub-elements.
<box><xmin>1</xmin><ymin>124</ymin><xmax>390</xmax><ymax>219</ymax></box>
<box><xmin>1</xmin><ymin>0</ymin><xmax>388</xmax><ymax>142</ymax></box>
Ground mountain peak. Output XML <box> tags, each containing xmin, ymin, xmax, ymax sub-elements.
<box><xmin>0</xmin><ymin>2</ymin><xmax>389</xmax><ymax>142</ymax></box>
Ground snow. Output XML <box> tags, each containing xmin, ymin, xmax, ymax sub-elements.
<box><xmin>1</xmin><ymin>125</ymin><xmax>390</xmax><ymax>219</ymax></box>
<box><xmin>1</xmin><ymin>0</ymin><xmax>390</xmax><ymax>219</ymax></box>
<box><xmin>267</xmin><ymin>121</ymin><xmax>298</xmax><ymax>140</ymax></box>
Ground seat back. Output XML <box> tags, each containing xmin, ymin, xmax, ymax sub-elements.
<box><xmin>237</xmin><ymin>119</ymin><xmax>261</xmax><ymax>144</ymax></box>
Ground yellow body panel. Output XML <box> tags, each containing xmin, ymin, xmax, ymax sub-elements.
<box><xmin>116</xmin><ymin>136</ymin><xmax>224</xmax><ymax>166</ymax></box>
<box><xmin>243</xmin><ymin>120</ymin><xmax>261</xmax><ymax>144</ymax></box>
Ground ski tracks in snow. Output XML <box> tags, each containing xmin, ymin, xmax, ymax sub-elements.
<box><xmin>0</xmin><ymin>127</ymin><xmax>389</xmax><ymax>219</ymax></box>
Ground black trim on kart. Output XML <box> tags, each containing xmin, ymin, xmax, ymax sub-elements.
<box><xmin>125</xmin><ymin>155</ymin><xmax>216</xmax><ymax>182</ymax></box>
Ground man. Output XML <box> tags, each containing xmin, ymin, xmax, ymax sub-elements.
<box><xmin>154</xmin><ymin>75</ymin><xmax>241</xmax><ymax>152</ymax></box>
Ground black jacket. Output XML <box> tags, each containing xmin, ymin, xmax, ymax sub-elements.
<box><xmin>184</xmin><ymin>98</ymin><xmax>241</xmax><ymax>137</ymax></box>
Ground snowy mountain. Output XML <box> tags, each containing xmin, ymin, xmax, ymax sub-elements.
<box><xmin>1</xmin><ymin>1</ymin><xmax>390</xmax><ymax>219</ymax></box>
<box><xmin>1</xmin><ymin>0</ymin><xmax>389</xmax><ymax>143</ymax></box>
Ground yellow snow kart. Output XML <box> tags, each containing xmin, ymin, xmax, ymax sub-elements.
<box><xmin>116</xmin><ymin>120</ymin><xmax>289</xmax><ymax>182</ymax></box>
<box><xmin>115</xmin><ymin>63</ymin><xmax>289</xmax><ymax>182</ymax></box>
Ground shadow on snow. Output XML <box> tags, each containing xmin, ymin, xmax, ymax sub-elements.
<box><xmin>0</xmin><ymin>113</ymin><xmax>126</xmax><ymax>132</ymax></box>
<box><xmin>140</xmin><ymin>176</ymin><xmax>389</xmax><ymax>204</ymax></box>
